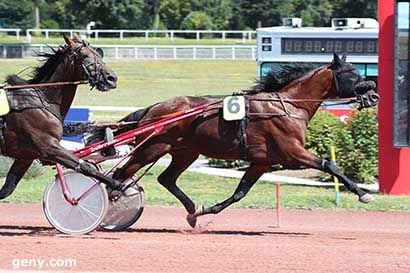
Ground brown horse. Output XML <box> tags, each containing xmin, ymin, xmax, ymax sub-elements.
<box><xmin>0</xmin><ymin>34</ymin><xmax>123</xmax><ymax>200</ymax></box>
<box><xmin>92</xmin><ymin>53</ymin><xmax>379</xmax><ymax>227</ymax></box>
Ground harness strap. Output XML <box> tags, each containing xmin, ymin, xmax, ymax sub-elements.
<box><xmin>0</xmin><ymin>117</ymin><xmax>7</xmax><ymax>155</ymax></box>
<box><xmin>239</xmin><ymin>97</ymin><xmax>249</xmax><ymax>161</ymax></box>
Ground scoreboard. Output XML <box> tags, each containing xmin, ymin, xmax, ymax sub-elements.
<box><xmin>256</xmin><ymin>20</ymin><xmax>378</xmax><ymax>80</ymax></box>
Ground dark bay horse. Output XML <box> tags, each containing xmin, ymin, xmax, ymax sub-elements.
<box><xmin>92</xmin><ymin>53</ymin><xmax>379</xmax><ymax>227</ymax></box>
<box><xmin>0</xmin><ymin>34</ymin><xmax>123</xmax><ymax>200</ymax></box>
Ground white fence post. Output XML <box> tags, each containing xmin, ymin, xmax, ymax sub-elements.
<box><xmin>154</xmin><ymin>47</ymin><xmax>158</xmax><ymax>60</ymax></box>
<box><xmin>232</xmin><ymin>47</ymin><xmax>236</xmax><ymax>60</ymax></box>
<box><xmin>196</xmin><ymin>32</ymin><xmax>200</xmax><ymax>41</ymax></box>
<box><xmin>134</xmin><ymin>47</ymin><xmax>138</xmax><ymax>59</ymax></box>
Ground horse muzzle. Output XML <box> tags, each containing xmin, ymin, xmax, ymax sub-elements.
<box><xmin>357</xmin><ymin>90</ymin><xmax>379</xmax><ymax>110</ymax></box>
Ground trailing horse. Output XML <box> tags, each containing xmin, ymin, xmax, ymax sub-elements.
<box><xmin>90</xmin><ymin>53</ymin><xmax>379</xmax><ymax>228</ymax></box>
<box><xmin>0</xmin><ymin>34</ymin><xmax>123</xmax><ymax>200</ymax></box>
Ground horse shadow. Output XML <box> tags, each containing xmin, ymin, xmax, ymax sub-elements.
<box><xmin>0</xmin><ymin>225</ymin><xmax>311</xmax><ymax>238</ymax></box>
<box><xmin>105</xmin><ymin>227</ymin><xmax>312</xmax><ymax>237</ymax></box>
<box><xmin>0</xmin><ymin>225</ymin><xmax>56</xmax><ymax>237</ymax></box>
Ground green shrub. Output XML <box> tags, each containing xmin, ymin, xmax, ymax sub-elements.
<box><xmin>207</xmin><ymin>158</ymin><xmax>244</xmax><ymax>168</ymax></box>
<box><xmin>0</xmin><ymin>156</ymin><xmax>44</xmax><ymax>178</ymax></box>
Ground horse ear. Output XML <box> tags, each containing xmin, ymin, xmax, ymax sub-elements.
<box><xmin>332</xmin><ymin>52</ymin><xmax>342</xmax><ymax>69</ymax></box>
<box><xmin>63</xmin><ymin>34</ymin><xmax>77</xmax><ymax>49</ymax></box>
<box><xmin>72</xmin><ymin>32</ymin><xmax>82</xmax><ymax>43</ymax></box>
<box><xmin>341</xmin><ymin>52</ymin><xmax>347</xmax><ymax>62</ymax></box>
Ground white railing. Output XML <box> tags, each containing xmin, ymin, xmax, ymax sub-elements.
<box><xmin>0</xmin><ymin>44</ymin><xmax>256</xmax><ymax>60</ymax></box>
<box><xmin>0</xmin><ymin>28</ymin><xmax>21</xmax><ymax>39</ymax></box>
<box><xmin>25</xmin><ymin>29</ymin><xmax>256</xmax><ymax>43</ymax></box>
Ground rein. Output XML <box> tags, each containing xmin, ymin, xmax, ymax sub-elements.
<box><xmin>0</xmin><ymin>80</ymin><xmax>89</xmax><ymax>90</ymax></box>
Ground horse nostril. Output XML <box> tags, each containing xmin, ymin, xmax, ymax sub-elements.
<box><xmin>107</xmin><ymin>75</ymin><xmax>117</xmax><ymax>83</ymax></box>
<box><xmin>371</xmin><ymin>94</ymin><xmax>380</xmax><ymax>101</ymax></box>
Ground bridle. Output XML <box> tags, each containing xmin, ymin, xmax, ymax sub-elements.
<box><xmin>71</xmin><ymin>43</ymin><xmax>106</xmax><ymax>90</ymax></box>
<box><xmin>0</xmin><ymin>44</ymin><xmax>105</xmax><ymax>91</ymax></box>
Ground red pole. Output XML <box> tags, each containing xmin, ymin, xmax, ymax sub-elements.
<box><xmin>378</xmin><ymin>0</ymin><xmax>410</xmax><ymax>194</ymax></box>
<box><xmin>276</xmin><ymin>183</ymin><xmax>281</xmax><ymax>227</ymax></box>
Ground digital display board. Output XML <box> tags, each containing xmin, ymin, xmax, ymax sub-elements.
<box><xmin>393</xmin><ymin>0</ymin><xmax>410</xmax><ymax>147</ymax></box>
<box><xmin>281</xmin><ymin>38</ymin><xmax>378</xmax><ymax>55</ymax></box>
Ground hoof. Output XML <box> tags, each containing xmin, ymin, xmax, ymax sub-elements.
<box><xmin>186</xmin><ymin>205</ymin><xmax>204</xmax><ymax>228</ymax></box>
<box><xmin>359</xmin><ymin>193</ymin><xmax>374</xmax><ymax>203</ymax></box>
<box><xmin>186</xmin><ymin>214</ymin><xmax>197</xmax><ymax>228</ymax></box>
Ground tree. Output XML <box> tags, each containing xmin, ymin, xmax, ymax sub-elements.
<box><xmin>0</xmin><ymin>0</ymin><xmax>33</xmax><ymax>28</ymax></box>
<box><xmin>46</xmin><ymin>0</ymin><xmax>145</xmax><ymax>29</ymax></box>
<box><xmin>190</xmin><ymin>0</ymin><xmax>233</xmax><ymax>29</ymax></box>
<box><xmin>333</xmin><ymin>0</ymin><xmax>377</xmax><ymax>19</ymax></box>
<box><xmin>294</xmin><ymin>0</ymin><xmax>334</xmax><ymax>27</ymax></box>
<box><xmin>180</xmin><ymin>11</ymin><xmax>213</xmax><ymax>30</ymax></box>
<box><xmin>159</xmin><ymin>0</ymin><xmax>192</xmax><ymax>29</ymax></box>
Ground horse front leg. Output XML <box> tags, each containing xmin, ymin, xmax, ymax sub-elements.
<box><xmin>287</xmin><ymin>145</ymin><xmax>374</xmax><ymax>203</ymax></box>
<box><xmin>40</xmin><ymin>141</ymin><xmax>122</xmax><ymax>190</ymax></box>
<box><xmin>189</xmin><ymin>164</ymin><xmax>270</xmax><ymax>227</ymax></box>
<box><xmin>0</xmin><ymin>159</ymin><xmax>33</xmax><ymax>199</ymax></box>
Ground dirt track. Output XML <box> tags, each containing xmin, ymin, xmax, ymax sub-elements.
<box><xmin>0</xmin><ymin>204</ymin><xmax>410</xmax><ymax>273</ymax></box>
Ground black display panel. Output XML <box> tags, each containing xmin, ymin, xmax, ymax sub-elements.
<box><xmin>281</xmin><ymin>38</ymin><xmax>378</xmax><ymax>55</ymax></box>
<box><xmin>393</xmin><ymin>0</ymin><xmax>410</xmax><ymax>147</ymax></box>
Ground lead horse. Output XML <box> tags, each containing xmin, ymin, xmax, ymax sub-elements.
<box><xmin>91</xmin><ymin>53</ymin><xmax>379</xmax><ymax>228</ymax></box>
<box><xmin>0</xmin><ymin>34</ymin><xmax>123</xmax><ymax>200</ymax></box>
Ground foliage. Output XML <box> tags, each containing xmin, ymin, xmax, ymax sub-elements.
<box><xmin>0</xmin><ymin>0</ymin><xmax>34</xmax><ymax>28</ymax></box>
<box><xmin>0</xmin><ymin>0</ymin><xmax>377</xmax><ymax>30</ymax></box>
<box><xmin>207</xmin><ymin>158</ymin><xmax>244</xmax><ymax>169</ymax></box>
<box><xmin>180</xmin><ymin>12</ymin><xmax>214</xmax><ymax>30</ymax></box>
<box><xmin>45</xmin><ymin>0</ymin><xmax>146</xmax><ymax>29</ymax></box>
<box><xmin>0</xmin><ymin>156</ymin><xmax>44</xmax><ymax>178</ymax></box>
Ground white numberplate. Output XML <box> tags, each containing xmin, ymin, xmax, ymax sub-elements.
<box><xmin>0</xmin><ymin>90</ymin><xmax>9</xmax><ymax>116</ymax></box>
<box><xmin>223</xmin><ymin>96</ymin><xmax>245</xmax><ymax>121</ymax></box>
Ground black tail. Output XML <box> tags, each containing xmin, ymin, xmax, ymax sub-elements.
<box><xmin>84</xmin><ymin>105</ymin><xmax>154</xmax><ymax>146</ymax></box>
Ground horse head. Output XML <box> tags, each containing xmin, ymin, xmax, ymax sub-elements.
<box><xmin>330</xmin><ymin>52</ymin><xmax>379</xmax><ymax>109</ymax></box>
<box><xmin>63</xmin><ymin>33</ymin><xmax>117</xmax><ymax>92</ymax></box>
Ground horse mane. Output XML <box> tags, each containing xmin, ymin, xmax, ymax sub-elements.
<box><xmin>6</xmin><ymin>75</ymin><xmax>29</xmax><ymax>85</ymax></box>
<box><xmin>244</xmin><ymin>63</ymin><xmax>317</xmax><ymax>94</ymax></box>
<box><xmin>5</xmin><ymin>45</ymin><xmax>71</xmax><ymax>86</ymax></box>
<box><xmin>29</xmin><ymin>46</ymin><xmax>71</xmax><ymax>83</ymax></box>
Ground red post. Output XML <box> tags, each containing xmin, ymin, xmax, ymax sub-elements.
<box><xmin>276</xmin><ymin>183</ymin><xmax>281</xmax><ymax>227</ymax></box>
<box><xmin>378</xmin><ymin>0</ymin><xmax>410</xmax><ymax>194</ymax></box>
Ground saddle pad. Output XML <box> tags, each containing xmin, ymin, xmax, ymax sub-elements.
<box><xmin>0</xmin><ymin>89</ymin><xmax>10</xmax><ymax>115</ymax></box>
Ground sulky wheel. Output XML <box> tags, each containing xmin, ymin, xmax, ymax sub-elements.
<box><xmin>100</xmin><ymin>183</ymin><xmax>145</xmax><ymax>231</ymax></box>
<box><xmin>43</xmin><ymin>170</ymin><xmax>108</xmax><ymax>235</ymax></box>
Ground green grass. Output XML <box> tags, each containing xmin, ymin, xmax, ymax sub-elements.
<box><xmin>0</xmin><ymin>59</ymin><xmax>257</xmax><ymax>109</ymax></box>
<box><xmin>0</xmin><ymin>35</ymin><xmax>256</xmax><ymax>46</ymax></box>
<box><xmin>2</xmin><ymin>165</ymin><xmax>410</xmax><ymax>212</ymax></box>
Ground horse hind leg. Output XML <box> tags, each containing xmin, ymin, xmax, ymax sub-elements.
<box><xmin>156</xmin><ymin>151</ymin><xmax>200</xmax><ymax>227</ymax></box>
<box><xmin>0</xmin><ymin>159</ymin><xmax>33</xmax><ymax>199</ymax></box>
<box><xmin>190</xmin><ymin>164</ymin><xmax>270</xmax><ymax>227</ymax></box>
